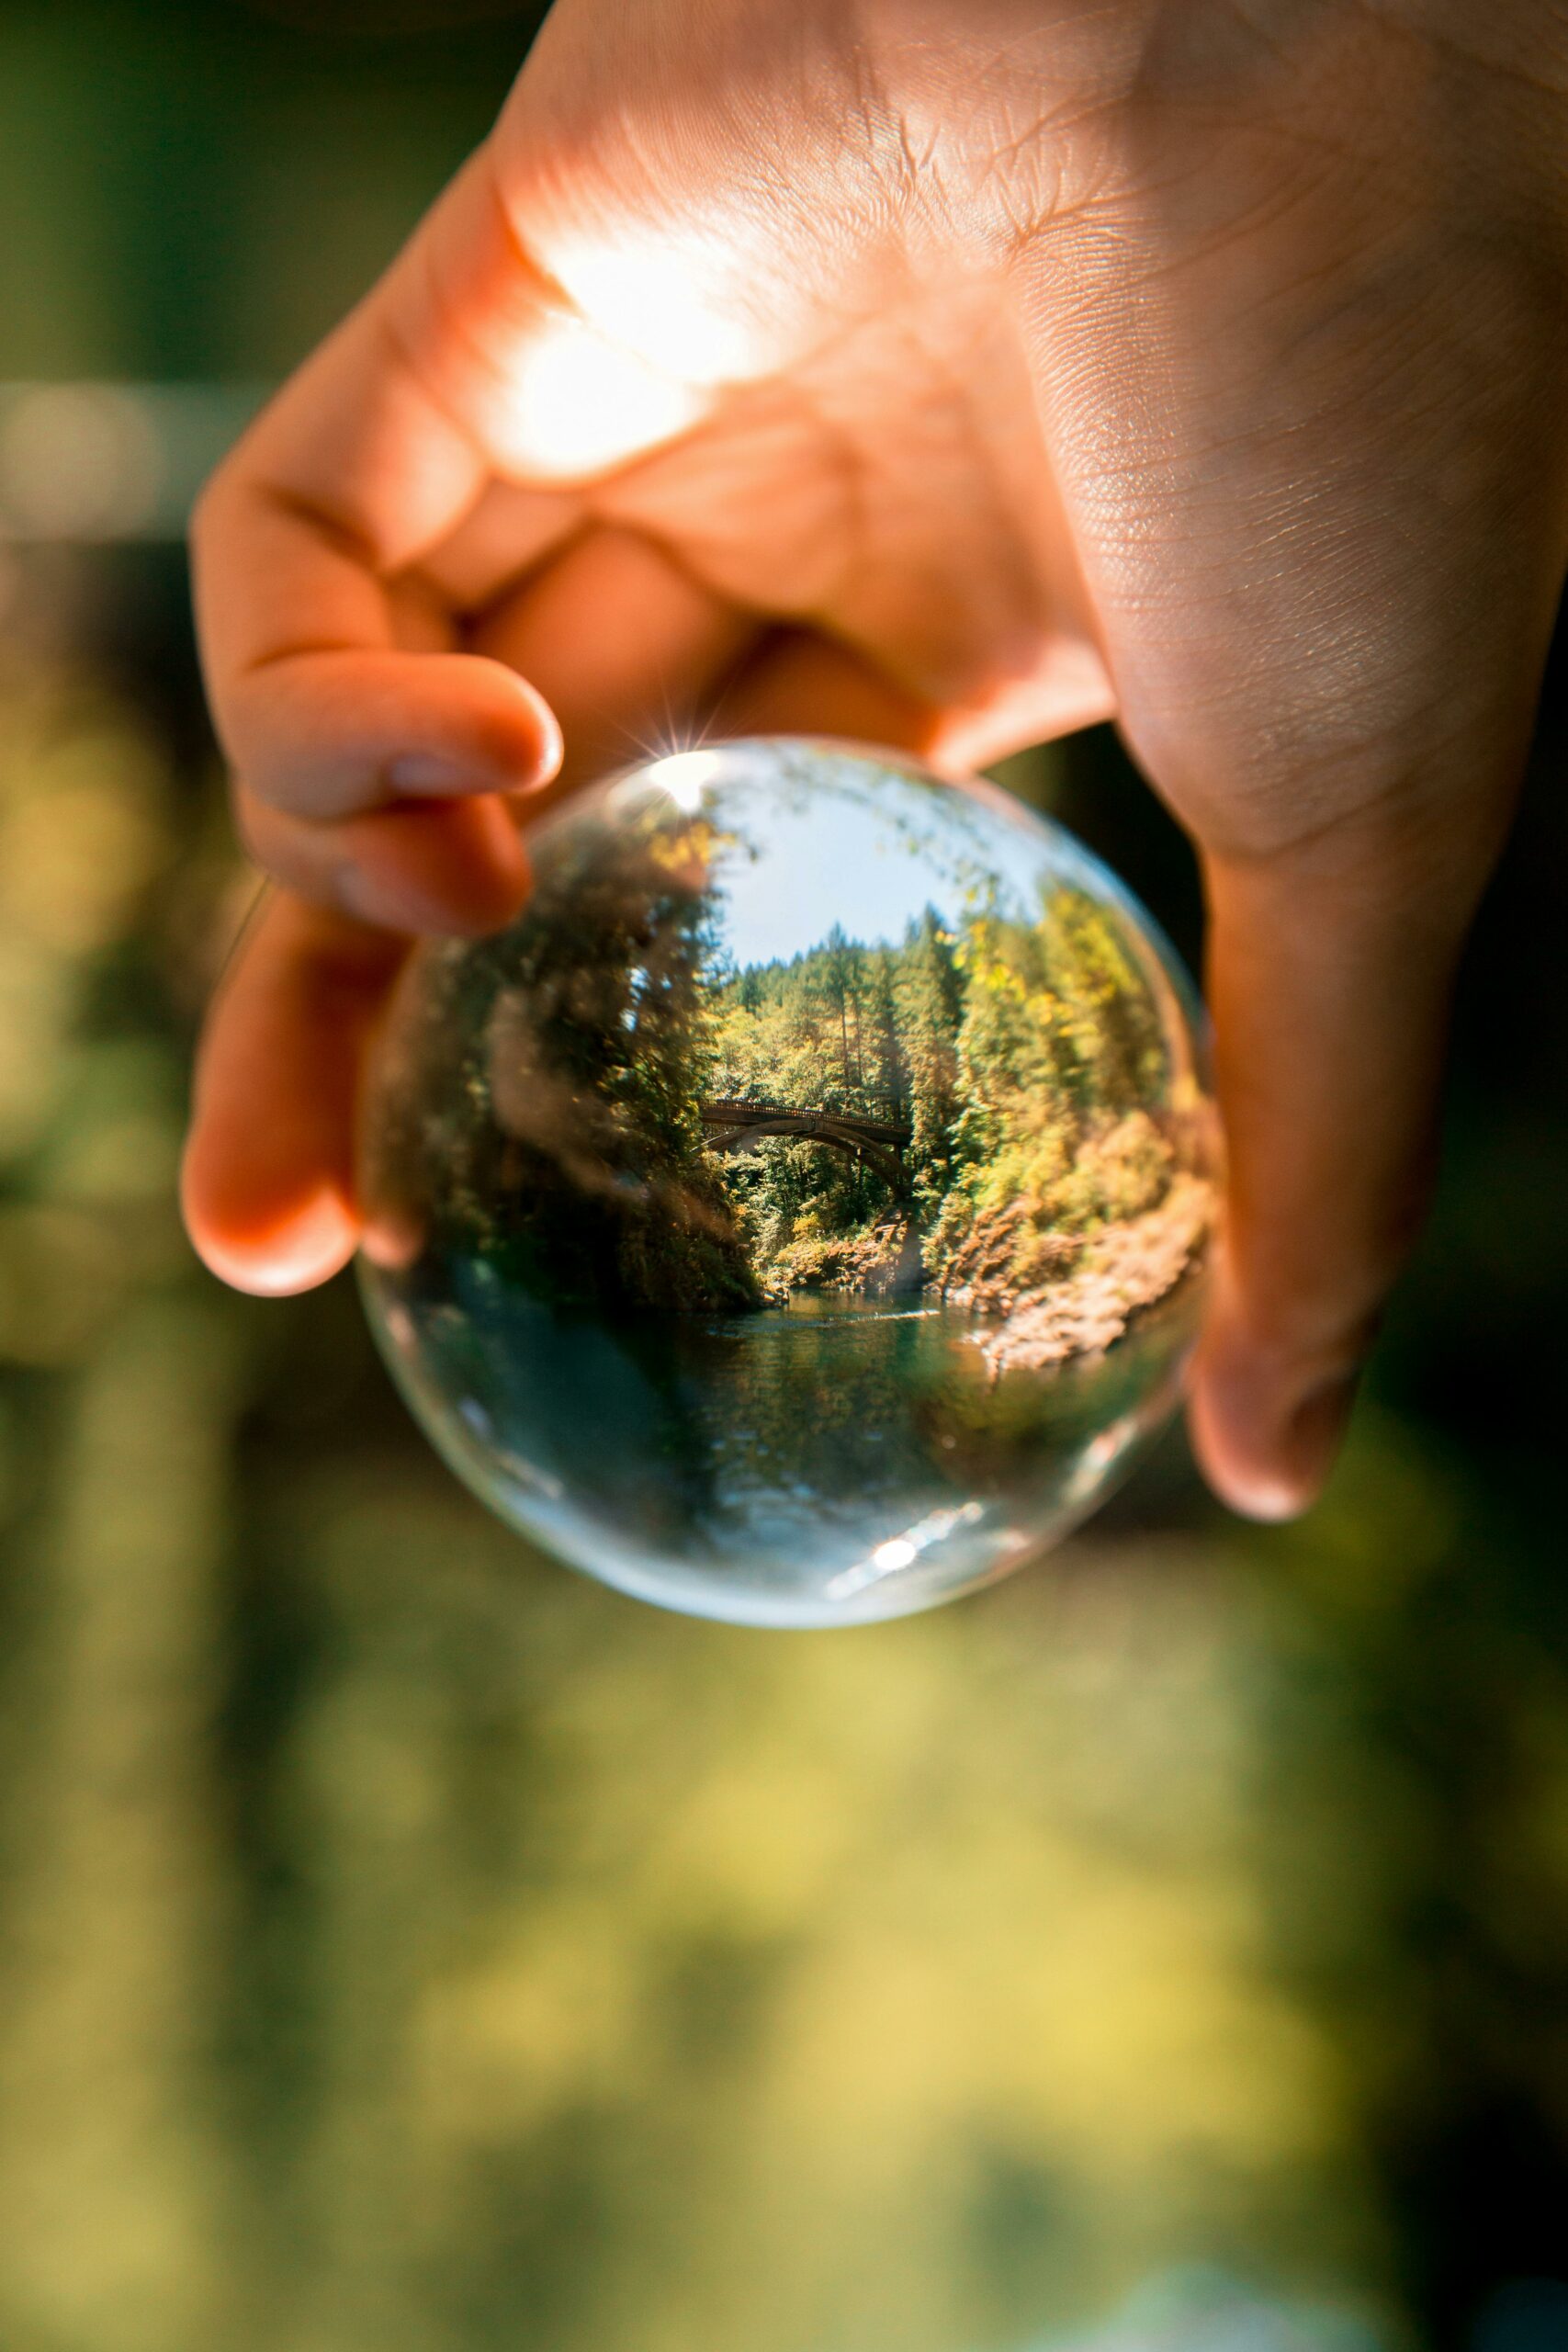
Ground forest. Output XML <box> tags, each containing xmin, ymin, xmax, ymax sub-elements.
<box><xmin>705</xmin><ymin>897</ymin><xmax>1189</xmax><ymax>1308</ymax></box>
<box><xmin>386</xmin><ymin>806</ymin><xmax>1212</xmax><ymax>1349</ymax></box>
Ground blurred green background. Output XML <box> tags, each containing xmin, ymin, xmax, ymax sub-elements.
<box><xmin>2</xmin><ymin>6</ymin><xmax>1567</xmax><ymax>2349</ymax></box>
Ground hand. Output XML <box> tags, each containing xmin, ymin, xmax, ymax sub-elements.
<box><xmin>183</xmin><ymin>0</ymin><xmax>1568</xmax><ymax>1518</ymax></box>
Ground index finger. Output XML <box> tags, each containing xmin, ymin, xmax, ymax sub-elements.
<box><xmin>191</xmin><ymin>142</ymin><xmax>610</xmax><ymax>821</ymax></box>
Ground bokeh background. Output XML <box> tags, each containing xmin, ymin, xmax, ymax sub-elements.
<box><xmin>2</xmin><ymin>6</ymin><xmax>1567</xmax><ymax>2349</ymax></box>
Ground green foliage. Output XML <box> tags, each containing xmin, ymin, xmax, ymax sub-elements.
<box><xmin>708</xmin><ymin>886</ymin><xmax>1179</xmax><ymax>1305</ymax></box>
<box><xmin>386</xmin><ymin>812</ymin><xmax>760</xmax><ymax>1316</ymax></box>
<box><xmin>376</xmin><ymin>820</ymin><xmax>1190</xmax><ymax>1317</ymax></box>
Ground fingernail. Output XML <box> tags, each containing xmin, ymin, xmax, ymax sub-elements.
<box><xmin>1191</xmin><ymin>1339</ymin><xmax>1360</xmax><ymax>1522</ymax></box>
<box><xmin>337</xmin><ymin>869</ymin><xmax>400</xmax><ymax>933</ymax></box>
<box><xmin>1223</xmin><ymin>1372</ymin><xmax>1359</xmax><ymax>1522</ymax></box>
<box><xmin>523</xmin><ymin>696</ymin><xmax>564</xmax><ymax>788</ymax></box>
<box><xmin>388</xmin><ymin>753</ymin><xmax>479</xmax><ymax>797</ymax></box>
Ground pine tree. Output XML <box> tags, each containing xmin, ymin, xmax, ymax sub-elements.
<box><xmin>893</xmin><ymin>908</ymin><xmax>964</xmax><ymax>1195</ymax></box>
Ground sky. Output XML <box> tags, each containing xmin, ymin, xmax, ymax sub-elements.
<box><xmin>705</xmin><ymin>762</ymin><xmax>1048</xmax><ymax>969</ymax></box>
<box><xmin>714</xmin><ymin>789</ymin><xmax>953</xmax><ymax>967</ymax></box>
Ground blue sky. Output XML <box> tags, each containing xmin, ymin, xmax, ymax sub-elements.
<box><xmin>709</xmin><ymin>767</ymin><xmax>1023</xmax><ymax>968</ymax></box>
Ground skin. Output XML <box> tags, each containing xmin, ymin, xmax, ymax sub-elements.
<box><xmin>183</xmin><ymin>0</ymin><xmax>1568</xmax><ymax>1519</ymax></box>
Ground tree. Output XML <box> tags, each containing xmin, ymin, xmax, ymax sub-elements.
<box><xmin>893</xmin><ymin>908</ymin><xmax>964</xmax><ymax>1199</ymax></box>
<box><xmin>405</xmin><ymin>808</ymin><xmax>759</xmax><ymax>1314</ymax></box>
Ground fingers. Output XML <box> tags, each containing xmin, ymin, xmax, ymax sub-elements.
<box><xmin>220</xmin><ymin>510</ymin><xmax>762</xmax><ymax>934</ymax></box>
<box><xmin>716</xmin><ymin>629</ymin><xmax>945</xmax><ymax>757</ymax></box>
<box><xmin>182</xmin><ymin>892</ymin><xmax>406</xmax><ymax>1296</ymax></box>
<box><xmin>715</xmin><ymin>625</ymin><xmax>1113</xmax><ymax>770</ymax></box>
<box><xmin>217</xmin><ymin>648</ymin><xmax>562</xmax><ymax>824</ymax></box>
<box><xmin>186</xmin><ymin>143</ymin><xmax>570</xmax><ymax>954</ymax></box>
<box><xmin>227</xmin><ymin>526</ymin><xmax>760</xmax><ymax>927</ymax></box>
<box><xmin>193</xmin><ymin>135</ymin><xmax>710</xmax><ymax>841</ymax></box>
<box><xmin>1186</xmin><ymin>806</ymin><xmax>1510</xmax><ymax>1520</ymax></box>
<box><xmin>234</xmin><ymin>783</ymin><xmax>532</xmax><ymax>936</ymax></box>
<box><xmin>193</xmin><ymin>156</ymin><xmax>538</xmax><ymax>814</ymax></box>
<box><xmin>468</xmin><ymin>525</ymin><xmax>758</xmax><ymax>791</ymax></box>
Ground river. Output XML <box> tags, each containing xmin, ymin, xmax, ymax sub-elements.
<box><xmin>365</xmin><ymin>1265</ymin><xmax>1203</xmax><ymax>1626</ymax></box>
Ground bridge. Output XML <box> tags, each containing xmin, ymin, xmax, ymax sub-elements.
<box><xmin>700</xmin><ymin>1098</ymin><xmax>913</xmax><ymax>1191</ymax></box>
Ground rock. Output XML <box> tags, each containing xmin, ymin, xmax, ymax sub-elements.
<box><xmin>964</xmin><ymin>1174</ymin><xmax>1213</xmax><ymax>1375</ymax></box>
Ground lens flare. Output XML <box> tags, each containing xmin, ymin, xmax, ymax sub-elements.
<box><xmin>643</xmin><ymin>749</ymin><xmax>724</xmax><ymax>811</ymax></box>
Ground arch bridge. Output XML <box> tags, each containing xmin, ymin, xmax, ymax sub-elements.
<box><xmin>700</xmin><ymin>1098</ymin><xmax>913</xmax><ymax>1193</ymax></box>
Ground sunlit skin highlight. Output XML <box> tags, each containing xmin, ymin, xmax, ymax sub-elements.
<box><xmin>183</xmin><ymin>0</ymin><xmax>1568</xmax><ymax>1521</ymax></box>
<box><xmin>502</xmin><ymin>317</ymin><xmax>708</xmax><ymax>480</ymax></box>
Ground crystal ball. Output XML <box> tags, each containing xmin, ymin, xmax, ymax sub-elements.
<box><xmin>357</xmin><ymin>740</ymin><xmax>1216</xmax><ymax>1626</ymax></box>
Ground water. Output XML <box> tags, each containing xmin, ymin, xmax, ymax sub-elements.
<box><xmin>365</xmin><ymin>1259</ymin><xmax>1200</xmax><ymax>1626</ymax></box>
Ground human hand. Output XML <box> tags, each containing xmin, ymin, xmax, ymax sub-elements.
<box><xmin>183</xmin><ymin>0</ymin><xmax>1568</xmax><ymax>1518</ymax></box>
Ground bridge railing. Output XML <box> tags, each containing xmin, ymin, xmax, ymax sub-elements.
<box><xmin>703</xmin><ymin>1094</ymin><xmax>910</xmax><ymax>1125</ymax></box>
<box><xmin>699</xmin><ymin>1098</ymin><xmax>914</xmax><ymax>1147</ymax></box>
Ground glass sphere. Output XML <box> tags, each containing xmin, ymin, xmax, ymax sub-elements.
<box><xmin>357</xmin><ymin>739</ymin><xmax>1217</xmax><ymax>1627</ymax></box>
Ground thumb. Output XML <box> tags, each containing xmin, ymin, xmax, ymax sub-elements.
<box><xmin>1188</xmin><ymin>788</ymin><xmax>1517</xmax><ymax>1520</ymax></box>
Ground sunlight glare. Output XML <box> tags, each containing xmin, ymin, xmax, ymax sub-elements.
<box><xmin>505</xmin><ymin>319</ymin><xmax>704</xmax><ymax>481</ymax></box>
<box><xmin>645</xmin><ymin>749</ymin><xmax>724</xmax><ymax>812</ymax></box>
<box><xmin>551</xmin><ymin>237</ymin><xmax>759</xmax><ymax>386</ymax></box>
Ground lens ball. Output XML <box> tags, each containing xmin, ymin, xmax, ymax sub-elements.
<box><xmin>358</xmin><ymin>739</ymin><xmax>1216</xmax><ymax>1625</ymax></box>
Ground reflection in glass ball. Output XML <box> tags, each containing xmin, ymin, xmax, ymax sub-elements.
<box><xmin>358</xmin><ymin>740</ymin><xmax>1217</xmax><ymax>1626</ymax></box>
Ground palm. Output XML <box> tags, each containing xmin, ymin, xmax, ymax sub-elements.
<box><xmin>333</xmin><ymin>0</ymin><xmax>1564</xmax><ymax>854</ymax></box>
<box><xmin>443</xmin><ymin>300</ymin><xmax>1088</xmax><ymax>771</ymax></box>
<box><xmin>395</xmin><ymin>21</ymin><xmax>1112</xmax><ymax>784</ymax></box>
